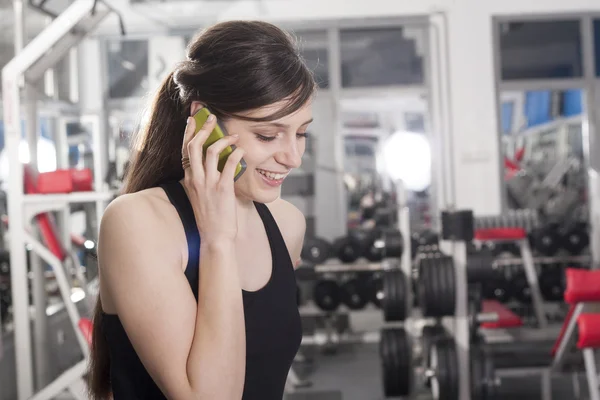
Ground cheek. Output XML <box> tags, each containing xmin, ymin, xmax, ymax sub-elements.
<box><xmin>236</xmin><ymin>138</ymin><xmax>269</xmax><ymax>167</ymax></box>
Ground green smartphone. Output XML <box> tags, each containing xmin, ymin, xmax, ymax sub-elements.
<box><xmin>193</xmin><ymin>107</ymin><xmax>246</xmax><ymax>181</ymax></box>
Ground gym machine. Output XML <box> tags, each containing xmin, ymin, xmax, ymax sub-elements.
<box><xmin>376</xmin><ymin>206</ymin><xmax>596</xmax><ymax>399</ymax></box>
<box><xmin>1</xmin><ymin>1</ymin><xmax>120</xmax><ymax>399</ymax></box>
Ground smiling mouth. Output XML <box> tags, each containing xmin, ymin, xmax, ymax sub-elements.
<box><xmin>256</xmin><ymin>169</ymin><xmax>289</xmax><ymax>181</ymax></box>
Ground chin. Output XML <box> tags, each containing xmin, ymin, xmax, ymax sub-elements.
<box><xmin>234</xmin><ymin>169</ymin><xmax>283</xmax><ymax>204</ymax></box>
<box><xmin>252</xmin><ymin>189</ymin><xmax>281</xmax><ymax>204</ymax></box>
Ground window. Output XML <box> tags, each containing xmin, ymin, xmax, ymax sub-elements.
<box><xmin>340</xmin><ymin>27</ymin><xmax>425</xmax><ymax>88</ymax></box>
<box><xmin>498</xmin><ymin>20</ymin><xmax>583</xmax><ymax>80</ymax></box>
<box><xmin>594</xmin><ymin>19</ymin><xmax>600</xmax><ymax>77</ymax></box>
<box><xmin>501</xmin><ymin>101</ymin><xmax>515</xmax><ymax>135</ymax></box>
<box><xmin>106</xmin><ymin>39</ymin><xmax>149</xmax><ymax>99</ymax></box>
<box><xmin>292</xmin><ymin>30</ymin><xmax>330</xmax><ymax>89</ymax></box>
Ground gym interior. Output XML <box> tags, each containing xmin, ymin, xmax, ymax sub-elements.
<box><xmin>2</xmin><ymin>0</ymin><xmax>600</xmax><ymax>399</ymax></box>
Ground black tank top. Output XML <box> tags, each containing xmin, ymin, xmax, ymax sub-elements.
<box><xmin>101</xmin><ymin>181</ymin><xmax>302</xmax><ymax>399</ymax></box>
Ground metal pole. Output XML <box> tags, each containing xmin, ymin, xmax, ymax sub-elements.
<box><xmin>9</xmin><ymin>1</ymin><xmax>35</xmax><ymax>398</ymax></box>
<box><xmin>18</xmin><ymin>2</ymin><xmax>51</xmax><ymax>389</ymax></box>
<box><xmin>453</xmin><ymin>239</ymin><xmax>470</xmax><ymax>400</ymax></box>
<box><xmin>581</xmin><ymin>17</ymin><xmax>600</xmax><ymax>270</ymax></box>
<box><xmin>25</xmin><ymin>88</ymin><xmax>51</xmax><ymax>390</ymax></box>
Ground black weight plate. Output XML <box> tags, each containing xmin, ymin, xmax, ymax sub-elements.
<box><xmin>312</xmin><ymin>280</ymin><xmax>341</xmax><ymax>312</ymax></box>
<box><xmin>364</xmin><ymin>230</ymin><xmax>385</xmax><ymax>262</ymax></box>
<box><xmin>512</xmin><ymin>273</ymin><xmax>532</xmax><ymax>304</ymax></box>
<box><xmin>443</xmin><ymin>257</ymin><xmax>457</xmax><ymax>316</ymax></box>
<box><xmin>532</xmin><ymin>225</ymin><xmax>560</xmax><ymax>256</ymax></box>
<box><xmin>332</xmin><ymin>236</ymin><xmax>362</xmax><ymax>263</ymax></box>
<box><xmin>446</xmin><ymin>340</ymin><xmax>459</xmax><ymax>400</ymax></box>
<box><xmin>384</xmin><ymin>228</ymin><xmax>404</xmax><ymax>258</ymax></box>
<box><xmin>422</xmin><ymin>325</ymin><xmax>448</xmax><ymax>388</ymax></box>
<box><xmin>418</xmin><ymin>260</ymin><xmax>432</xmax><ymax>317</ymax></box>
<box><xmin>383</xmin><ymin>269</ymin><xmax>406</xmax><ymax>321</ymax></box>
<box><xmin>430</xmin><ymin>338</ymin><xmax>458</xmax><ymax>400</ymax></box>
<box><xmin>431</xmin><ymin>257</ymin><xmax>444</xmax><ymax>317</ymax></box>
<box><xmin>340</xmin><ymin>278</ymin><xmax>368</xmax><ymax>310</ymax></box>
<box><xmin>483</xmin><ymin>346</ymin><xmax>497</xmax><ymax>400</ymax></box>
<box><xmin>380</xmin><ymin>328</ymin><xmax>412</xmax><ymax>397</ymax></box>
<box><xmin>469</xmin><ymin>292</ymin><xmax>482</xmax><ymax>341</ymax></box>
<box><xmin>539</xmin><ymin>267</ymin><xmax>565</xmax><ymax>302</ymax></box>
<box><xmin>561</xmin><ymin>224</ymin><xmax>589</xmax><ymax>255</ymax></box>
<box><xmin>422</xmin><ymin>256</ymin><xmax>455</xmax><ymax>317</ymax></box>
<box><xmin>471</xmin><ymin>345</ymin><xmax>484</xmax><ymax>400</ymax></box>
<box><xmin>366</xmin><ymin>273</ymin><xmax>383</xmax><ymax>308</ymax></box>
<box><xmin>301</xmin><ymin>237</ymin><xmax>333</xmax><ymax>264</ymax></box>
<box><xmin>467</xmin><ymin>249</ymin><xmax>496</xmax><ymax>283</ymax></box>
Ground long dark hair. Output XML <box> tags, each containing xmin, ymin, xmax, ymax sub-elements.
<box><xmin>88</xmin><ymin>20</ymin><xmax>316</xmax><ymax>399</ymax></box>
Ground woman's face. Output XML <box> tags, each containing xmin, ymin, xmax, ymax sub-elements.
<box><xmin>191</xmin><ymin>99</ymin><xmax>313</xmax><ymax>204</ymax></box>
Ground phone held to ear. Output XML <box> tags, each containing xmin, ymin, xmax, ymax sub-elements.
<box><xmin>193</xmin><ymin>107</ymin><xmax>247</xmax><ymax>181</ymax></box>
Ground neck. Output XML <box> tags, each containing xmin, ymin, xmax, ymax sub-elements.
<box><xmin>236</xmin><ymin>195</ymin><xmax>256</xmax><ymax>233</ymax></box>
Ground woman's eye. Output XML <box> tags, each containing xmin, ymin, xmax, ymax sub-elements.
<box><xmin>297</xmin><ymin>132</ymin><xmax>308</xmax><ymax>139</ymax></box>
<box><xmin>255</xmin><ymin>134</ymin><xmax>276</xmax><ymax>142</ymax></box>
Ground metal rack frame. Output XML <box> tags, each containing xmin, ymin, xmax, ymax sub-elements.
<box><xmin>1</xmin><ymin>1</ymin><xmax>116</xmax><ymax>398</ymax></box>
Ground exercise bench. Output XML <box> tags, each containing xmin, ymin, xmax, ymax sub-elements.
<box><xmin>550</xmin><ymin>268</ymin><xmax>600</xmax><ymax>400</ymax></box>
<box><xmin>474</xmin><ymin>227</ymin><xmax>548</xmax><ymax>328</ymax></box>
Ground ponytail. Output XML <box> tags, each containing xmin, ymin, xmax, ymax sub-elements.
<box><xmin>122</xmin><ymin>71</ymin><xmax>188</xmax><ymax>194</ymax></box>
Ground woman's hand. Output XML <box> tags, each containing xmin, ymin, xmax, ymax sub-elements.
<box><xmin>181</xmin><ymin>110</ymin><xmax>245</xmax><ymax>243</ymax></box>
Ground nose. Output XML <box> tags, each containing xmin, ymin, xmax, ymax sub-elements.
<box><xmin>275</xmin><ymin>139</ymin><xmax>302</xmax><ymax>169</ymax></box>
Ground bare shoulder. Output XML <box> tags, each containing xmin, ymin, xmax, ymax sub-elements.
<box><xmin>267</xmin><ymin>198</ymin><xmax>306</xmax><ymax>268</ymax></box>
<box><xmin>98</xmin><ymin>186</ymin><xmax>188</xmax><ymax>311</ymax></box>
<box><xmin>267</xmin><ymin>198</ymin><xmax>306</xmax><ymax>228</ymax></box>
<box><xmin>100</xmin><ymin>187</ymin><xmax>182</xmax><ymax>241</ymax></box>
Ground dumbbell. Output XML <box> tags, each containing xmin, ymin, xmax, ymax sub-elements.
<box><xmin>560</xmin><ymin>222</ymin><xmax>589</xmax><ymax>255</ymax></box>
<box><xmin>365</xmin><ymin>272</ymin><xmax>383</xmax><ymax>308</ymax></box>
<box><xmin>301</xmin><ymin>237</ymin><xmax>333</xmax><ymax>264</ymax></box>
<box><xmin>411</xmin><ymin>230</ymin><xmax>439</xmax><ymax>258</ymax></box>
<box><xmin>339</xmin><ymin>277</ymin><xmax>369</xmax><ymax>310</ymax></box>
<box><xmin>531</xmin><ymin>224</ymin><xmax>560</xmax><ymax>256</ymax></box>
<box><xmin>362</xmin><ymin>228</ymin><xmax>404</xmax><ymax>262</ymax></box>
<box><xmin>539</xmin><ymin>265</ymin><xmax>565</xmax><ymax>302</ymax></box>
<box><xmin>332</xmin><ymin>235</ymin><xmax>364</xmax><ymax>263</ymax></box>
<box><xmin>312</xmin><ymin>279</ymin><xmax>342</xmax><ymax>312</ymax></box>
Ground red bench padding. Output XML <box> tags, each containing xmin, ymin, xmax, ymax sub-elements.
<box><xmin>78</xmin><ymin>318</ymin><xmax>93</xmax><ymax>347</ymax></box>
<box><xmin>564</xmin><ymin>268</ymin><xmax>600</xmax><ymax>304</ymax></box>
<box><xmin>474</xmin><ymin>228</ymin><xmax>527</xmax><ymax>241</ymax></box>
<box><xmin>577</xmin><ymin>314</ymin><xmax>600</xmax><ymax>349</ymax></box>
<box><xmin>37</xmin><ymin>170</ymin><xmax>73</xmax><ymax>193</ymax></box>
<box><xmin>481</xmin><ymin>300</ymin><xmax>523</xmax><ymax>329</ymax></box>
<box><xmin>24</xmin><ymin>167</ymin><xmax>68</xmax><ymax>261</ymax></box>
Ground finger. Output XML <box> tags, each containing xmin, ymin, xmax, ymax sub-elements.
<box><xmin>181</xmin><ymin>116</ymin><xmax>197</xmax><ymax>157</ymax></box>
<box><xmin>187</xmin><ymin>114</ymin><xmax>218</xmax><ymax>173</ymax></box>
<box><xmin>220</xmin><ymin>147</ymin><xmax>245</xmax><ymax>184</ymax></box>
<box><xmin>204</xmin><ymin>135</ymin><xmax>240</xmax><ymax>179</ymax></box>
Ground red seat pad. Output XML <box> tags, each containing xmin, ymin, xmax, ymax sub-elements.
<box><xmin>577</xmin><ymin>313</ymin><xmax>600</xmax><ymax>349</ymax></box>
<box><xmin>564</xmin><ymin>268</ymin><xmax>600</xmax><ymax>304</ymax></box>
<box><xmin>481</xmin><ymin>300</ymin><xmax>523</xmax><ymax>329</ymax></box>
<box><xmin>474</xmin><ymin>228</ymin><xmax>527</xmax><ymax>241</ymax></box>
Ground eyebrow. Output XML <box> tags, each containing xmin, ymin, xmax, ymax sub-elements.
<box><xmin>250</xmin><ymin>118</ymin><xmax>314</xmax><ymax>129</ymax></box>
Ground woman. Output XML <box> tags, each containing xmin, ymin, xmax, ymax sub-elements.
<box><xmin>88</xmin><ymin>20</ymin><xmax>316</xmax><ymax>400</ymax></box>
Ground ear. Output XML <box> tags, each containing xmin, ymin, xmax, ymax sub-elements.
<box><xmin>190</xmin><ymin>101</ymin><xmax>205</xmax><ymax>116</ymax></box>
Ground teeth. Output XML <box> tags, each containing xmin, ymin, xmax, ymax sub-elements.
<box><xmin>258</xmin><ymin>169</ymin><xmax>287</xmax><ymax>180</ymax></box>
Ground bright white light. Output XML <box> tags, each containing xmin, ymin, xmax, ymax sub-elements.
<box><xmin>70</xmin><ymin>288</ymin><xmax>86</xmax><ymax>303</ymax></box>
<box><xmin>381</xmin><ymin>131</ymin><xmax>431</xmax><ymax>192</ymax></box>
<box><xmin>0</xmin><ymin>136</ymin><xmax>58</xmax><ymax>180</ymax></box>
<box><xmin>84</xmin><ymin>240</ymin><xmax>95</xmax><ymax>250</ymax></box>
